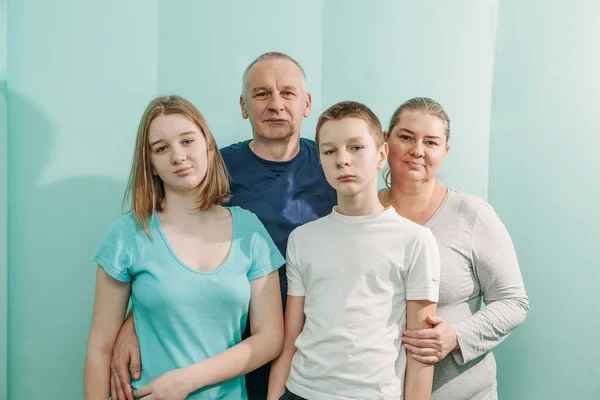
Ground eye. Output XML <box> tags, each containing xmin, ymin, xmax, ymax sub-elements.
<box><xmin>282</xmin><ymin>91</ymin><xmax>295</xmax><ymax>98</ymax></box>
<box><xmin>322</xmin><ymin>149</ymin><xmax>335</xmax><ymax>155</ymax></box>
<box><xmin>155</xmin><ymin>145</ymin><xmax>167</xmax><ymax>153</ymax></box>
<box><xmin>350</xmin><ymin>145</ymin><xmax>364</xmax><ymax>151</ymax></box>
<box><xmin>399</xmin><ymin>134</ymin><xmax>412</xmax><ymax>141</ymax></box>
<box><xmin>182</xmin><ymin>139</ymin><xmax>194</xmax><ymax>145</ymax></box>
<box><xmin>255</xmin><ymin>92</ymin><xmax>268</xmax><ymax>98</ymax></box>
<box><xmin>426</xmin><ymin>140</ymin><xmax>438</xmax><ymax>146</ymax></box>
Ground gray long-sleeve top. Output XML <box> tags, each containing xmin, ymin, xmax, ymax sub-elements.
<box><xmin>427</xmin><ymin>189</ymin><xmax>529</xmax><ymax>400</ymax></box>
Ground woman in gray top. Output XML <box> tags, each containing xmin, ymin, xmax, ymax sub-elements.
<box><xmin>379</xmin><ymin>97</ymin><xmax>529</xmax><ymax>400</ymax></box>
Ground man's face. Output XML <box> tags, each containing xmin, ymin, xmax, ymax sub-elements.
<box><xmin>240</xmin><ymin>59</ymin><xmax>311</xmax><ymax>141</ymax></box>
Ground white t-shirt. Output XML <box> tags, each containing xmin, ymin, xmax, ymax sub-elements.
<box><xmin>286</xmin><ymin>206</ymin><xmax>441</xmax><ymax>400</ymax></box>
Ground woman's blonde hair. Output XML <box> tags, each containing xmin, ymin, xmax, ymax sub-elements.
<box><xmin>384</xmin><ymin>97</ymin><xmax>450</xmax><ymax>187</ymax></box>
<box><xmin>124</xmin><ymin>95</ymin><xmax>229</xmax><ymax>234</ymax></box>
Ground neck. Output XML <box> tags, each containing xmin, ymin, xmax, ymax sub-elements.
<box><xmin>336</xmin><ymin>181</ymin><xmax>384</xmax><ymax>216</ymax></box>
<box><xmin>160</xmin><ymin>189</ymin><xmax>218</xmax><ymax>227</ymax></box>
<box><xmin>388</xmin><ymin>177</ymin><xmax>439</xmax><ymax>208</ymax></box>
<box><xmin>250</xmin><ymin>133</ymin><xmax>301</xmax><ymax>162</ymax></box>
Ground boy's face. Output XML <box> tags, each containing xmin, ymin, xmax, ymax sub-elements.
<box><xmin>318</xmin><ymin>117</ymin><xmax>388</xmax><ymax>196</ymax></box>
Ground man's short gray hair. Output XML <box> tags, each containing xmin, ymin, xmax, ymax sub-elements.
<box><xmin>241</xmin><ymin>52</ymin><xmax>307</xmax><ymax>101</ymax></box>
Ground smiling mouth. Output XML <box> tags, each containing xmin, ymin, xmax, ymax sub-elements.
<box><xmin>404</xmin><ymin>161</ymin><xmax>424</xmax><ymax>168</ymax></box>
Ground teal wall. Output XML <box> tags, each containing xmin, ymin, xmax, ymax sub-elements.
<box><xmin>6</xmin><ymin>1</ymin><xmax>158</xmax><ymax>399</ymax></box>
<box><xmin>4</xmin><ymin>1</ymin><xmax>599</xmax><ymax>399</ymax></box>
<box><xmin>1</xmin><ymin>0</ymin><xmax>7</xmax><ymax>398</ymax></box>
<box><xmin>490</xmin><ymin>1</ymin><xmax>600</xmax><ymax>398</ymax></box>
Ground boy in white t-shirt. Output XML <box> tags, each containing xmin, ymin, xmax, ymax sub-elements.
<box><xmin>268</xmin><ymin>101</ymin><xmax>441</xmax><ymax>400</ymax></box>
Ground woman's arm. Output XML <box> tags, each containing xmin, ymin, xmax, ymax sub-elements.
<box><xmin>450</xmin><ymin>203</ymin><xmax>529</xmax><ymax>365</ymax></box>
<box><xmin>268</xmin><ymin>295</ymin><xmax>306</xmax><ymax>400</ymax></box>
<box><xmin>403</xmin><ymin>203</ymin><xmax>529</xmax><ymax>366</ymax></box>
<box><xmin>133</xmin><ymin>270</ymin><xmax>284</xmax><ymax>399</ymax></box>
<box><xmin>84</xmin><ymin>266</ymin><xmax>131</xmax><ymax>400</ymax></box>
<box><xmin>404</xmin><ymin>300</ymin><xmax>437</xmax><ymax>400</ymax></box>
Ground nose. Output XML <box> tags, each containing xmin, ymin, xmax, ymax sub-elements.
<box><xmin>336</xmin><ymin>150</ymin><xmax>350</xmax><ymax>168</ymax></box>
<box><xmin>170</xmin><ymin>147</ymin><xmax>186</xmax><ymax>164</ymax></box>
<box><xmin>409</xmin><ymin>141</ymin><xmax>425</xmax><ymax>157</ymax></box>
<box><xmin>267</xmin><ymin>94</ymin><xmax>285</xmax><ymax>112</ymax></box>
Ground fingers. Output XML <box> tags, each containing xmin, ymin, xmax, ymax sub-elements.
<box><xmin>402</xmin><ymin>335</ymin><xmax>441</xmax><ymax>350</ymax></box>
<box><xmin>123</xmin><ymin>378</ymin><xmax>136</xmax><ymax>400</ymax></box>
<box><xmin>116</xmin><ymin>359</ymin><xmax>134</xmax><ymax>400</ymax></box>
<box><xmin>426</xmin><ymin>315</ymin><xmax>444</xmax><ymax>325</ymax></box>
<box><xmin>130</xmin><ymin>350</ymin><xmax>142</xmax><ymax>381</ymax></box>
<box><xmin>134</xmin><ymin>384</ymin><xmax>151</xmax><ymax>398</ymax></box>
<box><xmin>110</xmin><ymin>374</ymin><xmax>118</xmax><ymax>400</ymax></box>
<box><xmin>403</xmin><ymin>328</ymin><xmax>438</xmax><ymax>339</ymax></box>
<box><xmin>402</xmin><ymin>329</ymin><xmax>441</xmax><ymax>340</ymax></box>
<box><xmin>112</xmin><ymin>368</ymin><xmax>127</xmax><ymax>400</ymax></box>
<box><xmin>404</xmin><ymin>342</ymin><xmax>440</xmax><ymax>357</ymax></box>
<box><xmin>411</xmin><ymin>352</ymin><xmax>440</xmax><ymax>365</ymax></box>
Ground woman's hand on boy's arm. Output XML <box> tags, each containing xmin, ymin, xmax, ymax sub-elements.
<box><xmin>403</xmin><ymin>315</ymin><xmax>458</xmax><ymax>365</ymax></box>
<box><xmin>268</xmin><ymin>295</ymin><xmax>306</xmax><ymax>400</ymax></box>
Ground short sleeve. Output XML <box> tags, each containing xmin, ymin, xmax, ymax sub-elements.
<box><xmin>247</xmin><ymin>212</ymin><xmax>286</xmax><ymax>281</ymax></box>
<box><xmin>91</xmin><ymin>215</ymin><xmax>136</xmax><ymax>283</ymax></box>
<box><xmin>286</xmin><ymin>230</ymin><xmax>305</xmax><ymax>296</ymax></box>
<box><xmin>405</xmin><ymin>228</ymin><xmax>441</xmax><ymax>302</ymax></box>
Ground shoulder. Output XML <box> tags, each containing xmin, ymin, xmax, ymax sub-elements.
<box><xmin>442</xmin><ymin>188</ymin><xmax>507</xmax><ymax>236</ymax></box>
<box><xmin>219</xmin><ymin>140</ymin><xmax>251</xmax><ymax>162</ymax></box>
<box><xmin>386</xmin><ymin>210</ymin><xmax>437</xmax><ymax>248</ymax></box>
<box><xmin>441</xmin><ymin>188</ymin><xmax>490</xmax><ymax>221</ymax></box>
<box><xmin>299</xmin><ymin>138</ymin><xmax>320</xmax><ymax>161</ymax></box>
<box><xmin>228</xmin><ymin>206</ymin><xmax>268</xmax><ymax>238</ymax></box>
<box><xmin>104</xmin><ymin>212</ymin><xmax>142</xmax><ymax>238</ymax></box>
<box><xmin>289</xmin><ymin>213</ymin><xmax>332</xmax><ymax>242</ymax></box>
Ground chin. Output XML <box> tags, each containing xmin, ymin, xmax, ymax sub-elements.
<box><xmin>258</xmin><ymin>128</ymin><xmax>295</xmax><ymax>140</ymax></box>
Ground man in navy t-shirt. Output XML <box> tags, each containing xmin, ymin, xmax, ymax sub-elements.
<box><xmin>110</xmin><ymin>52</ymin><xmax>336</xmax><ymax>400</ymax></box>
<box><xmin>222</xmin><ymin>52</ymin><xmax>336</xmax><ymax>400</ymax></box>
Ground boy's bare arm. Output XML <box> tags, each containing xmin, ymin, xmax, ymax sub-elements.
<box><xmin>404</xmin><ymin>300</ymin><xmax>438</xmax><ymax>400</ymax></box>
<box><xmin>267</xmin><ymin>295</ymin><xmax>306</xmax><ymax>400</ymax></box>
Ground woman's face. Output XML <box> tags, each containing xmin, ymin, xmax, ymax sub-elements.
<box><xmin>386</xmin><ymin>110</ymin><xmax>449</xmax><ymax>184</ymax></box>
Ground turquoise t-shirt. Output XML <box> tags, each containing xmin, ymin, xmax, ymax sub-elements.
<box><xmin>92</xmin><ymin>206</ymin><xmax>285</xmax><ymax>400</ymax></box>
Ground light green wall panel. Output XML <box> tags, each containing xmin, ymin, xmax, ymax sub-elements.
<box><xmin>320</xmin><ymin>1</ymin><xmax>497</xmax><ymax>199</ymax></box>
<box><xmin>7</xmin><ymin>1</ymin><xmax>159</xmax><ymax>398</ymax></box>
<box><xmin>1</xmin><ymin>0</ymin><xmax>7</xmax><ymax>397</ymax></box>
<box><xmin>490</xmin><ymin>1</ymin><xmax>600</xmax><ymax>399</ymax></box>
<box><xmin>1</xmin><ymin>82</ymin><xmax>7</xmax><ymax>400</ymax></box>
<box><xmin>157</xmin><ymin>0</ymin><xmax>325</xmax><ymax>150</ymax></box>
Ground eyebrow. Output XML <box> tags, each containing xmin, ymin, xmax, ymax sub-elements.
<box><xmin>320</xmin><ymin>136</ymin><xmax>367</xmax><ymax>147</ymax></box>
<box><xmin>252</xmin><ymin>85</ymin><xmax>298</xmax><ymax>93</ymax></box>
<box><xmin>149</xmin><ymin>131</ymin><xmax>196</xmax><ymax>147</ymax></box>
<box><xmin>398</xmin><ymin>128</ymin><xmax>442</xmax><ymax>139</ymax></box>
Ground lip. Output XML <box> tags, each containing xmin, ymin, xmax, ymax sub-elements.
<box><xmin>264</xmin><ymin>119</ymin><xmax>288</xmax><ymax>123</ymax></box>
<box><xmin>337</xmin><ymin>174</ymin><xmax>356</xmax><ymax>182</ymax></box>
<box><xmin>404</xmin><ymin>160</ymin><xmax>424</xmax><ymax>168</ymax></box>
<box><xmin>174</xmin><ymin>167</ymin><xmax>192</xmax><ymax>175</ymax></box>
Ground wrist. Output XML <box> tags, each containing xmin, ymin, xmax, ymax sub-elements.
<box><xmin>451</xmin><ymin>328</ymin><xmax>460</xmax><ymax>350</ymax></box>
<box><xmin>179</xmin><ymin>365</ymin><xmax>201</xmax><ymax>394</ymax></box>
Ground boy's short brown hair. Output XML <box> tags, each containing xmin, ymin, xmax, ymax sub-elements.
<box><xmin>315</xmin><ymin>101</ymin><xmax>384</xmax><ymax>148</ymax></box>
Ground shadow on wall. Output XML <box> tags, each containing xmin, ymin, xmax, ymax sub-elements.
<box><xmin>8</xmin><ymin>91</ymin><xmax>127</xmax><ymax>398</ymax></box>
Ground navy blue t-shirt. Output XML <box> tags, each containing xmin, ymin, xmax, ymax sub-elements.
<box><xmin>220</xmin><ymin>138</ymin><xmax>337</xmax><ymax>399</ymax></box>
